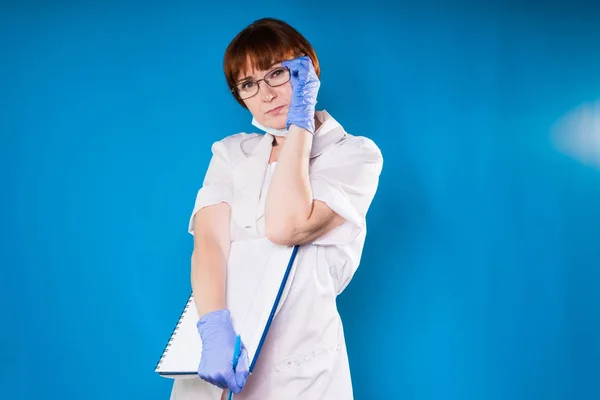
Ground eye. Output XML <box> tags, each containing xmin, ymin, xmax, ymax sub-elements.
<box><xmin>271</xmin><ymin>68</ymin><xmax>288</xmax><ymax>78</ymax></box>
<box><xmin>240</xmin><ymin>81</ymin><xmax>255</xmax><ymax>90</ymax></box>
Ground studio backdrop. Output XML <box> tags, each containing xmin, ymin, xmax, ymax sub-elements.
<box><xmin>2</xmin><ymin>1</ymin><xmax>599</xmax><ymax>399</ymax></box>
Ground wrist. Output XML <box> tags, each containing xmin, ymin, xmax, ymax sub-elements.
<box><xmin>286</xmin><ymin>123</ymin><xmax>315</xmax><ymax>140</ymax></box>
<box><xmin>197</xmin><ymin>297</ymin><xmax>227</xmax><ymax>319</ymax></box>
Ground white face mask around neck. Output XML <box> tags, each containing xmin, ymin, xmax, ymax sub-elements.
<box><xmin>251</xmin><ymin>117</ymin><xmax>288</xmax><ymax>137</ymax></box>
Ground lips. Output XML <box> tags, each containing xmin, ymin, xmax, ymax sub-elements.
<box><xmin>266</xmin><ymin>105</ymin><xmax>285</xmax><ymax>115</ymax></box>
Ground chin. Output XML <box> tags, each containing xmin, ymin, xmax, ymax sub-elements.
<box><xmin>265</xmin><ymin>115</ymin><xmax>287</xmax><ymax>130</ymax></box>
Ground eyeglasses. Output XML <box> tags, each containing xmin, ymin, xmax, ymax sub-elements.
<box><xmin>232</xmin><ymin>67</ymin><xmax>291</xmax><ymax>100</ymax></box>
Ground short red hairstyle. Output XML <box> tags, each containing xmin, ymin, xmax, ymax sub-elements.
<box><xmin>223</xmin><ymin>18</ymin><xmax>320</xmax><ymax>108</ymax></box>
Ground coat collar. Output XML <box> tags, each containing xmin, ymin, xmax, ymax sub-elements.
<box><xmin>239</xmin><ymin>110</ymin><xmax>347</xmax><ymax>158</ymax></box>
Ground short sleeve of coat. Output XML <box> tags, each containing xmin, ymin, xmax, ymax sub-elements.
<box><xmin>188</xmin><ymin>140</ymin><xmax>233</xmax><ymax>235</ymax></box>
<box><xmin>310</xmin><ymin>136</ymin><xmax>383</xmax><ymax>246</ymax></box>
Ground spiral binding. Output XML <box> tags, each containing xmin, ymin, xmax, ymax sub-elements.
<box><xmin>155</xmin><ymin>292</ymin><xmax>194</xmax><ymax>372</ymax></box>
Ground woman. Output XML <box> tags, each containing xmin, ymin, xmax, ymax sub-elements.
<box><xmin>170</xmin><ymin>17</ymin><xmax>383</xmax><ymax>400</ymax></box>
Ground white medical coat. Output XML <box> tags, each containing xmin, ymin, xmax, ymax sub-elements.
<box><xmin>170</xmin><ymin>110</ymin><xmax>383</xmax><ymax>400</ymax></box>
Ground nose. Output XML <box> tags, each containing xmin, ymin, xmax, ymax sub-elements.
<box><xmin>258</xmin><ymin>80</ymin><xmax>277</xmax><ymax>101</ymax></box>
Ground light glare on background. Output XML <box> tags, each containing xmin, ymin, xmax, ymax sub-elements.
<box><xmin>552</xmin><ymin>99</ymin><xmax>600</xmax><ymax>169</ymax></box>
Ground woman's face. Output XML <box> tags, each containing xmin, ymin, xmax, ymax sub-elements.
<box><xmin>237</xmin><ymin>62</ymin><xmax>292</xmax><ymax>130</ymax></box>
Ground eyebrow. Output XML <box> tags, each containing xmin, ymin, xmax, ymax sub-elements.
<box><xmin>236</xmin><ymin>75</ymin><xmax>253</xmax><ymax>83</ymax></box>
<box><xmin>236</xmin><ymin>64</ymin><xmax>282</xmax><ymax>84</ymax></box>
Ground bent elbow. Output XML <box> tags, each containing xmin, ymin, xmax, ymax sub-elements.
<box><xmin>265</xmin><ymin>220</ymin><xmax>298</xmax><ymax>246</ymax></box>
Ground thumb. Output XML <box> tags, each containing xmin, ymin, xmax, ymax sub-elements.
<box><xmin>233</xmin><ymin>346</ymin><xmax>250</xmax><ymax>392</ymax></box>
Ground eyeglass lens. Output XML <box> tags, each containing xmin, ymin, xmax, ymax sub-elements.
<box><xmin>236</xmin><ymin>68</ymin><xmax>290</xmax><ymax>100</ymax></box>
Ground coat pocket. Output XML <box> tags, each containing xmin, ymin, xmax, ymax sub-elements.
<box><xmin>272</xmin><ymin>342</ymin><xmax>342</xmax><ymax>394</ymax></box>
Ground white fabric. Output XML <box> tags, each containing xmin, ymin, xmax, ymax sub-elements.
<box><xmin>259</xmin><ymin>162</ymin><xmax>276</xmax><ymax>200</ymax></box>
<box><xmin>251</xmin><ymin>117</ymin><xmax>287</xmax><ymax>136</ymax></box>
<box><xmin>172</xmin><ymin>110</ymin><xmax>383</xmax><ymax>399</ymax></box>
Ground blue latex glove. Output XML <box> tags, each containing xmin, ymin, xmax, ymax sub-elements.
<box><xmin>281</xmin><ymin>55</ymin><xmax>321</xmax><ymax>134</ymax></box>
<box><xmin>196</xmin><ymin>309</ymin><xmax>250</xmax><ymax>394</ymax></box>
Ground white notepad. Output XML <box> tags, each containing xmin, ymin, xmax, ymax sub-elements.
<box><xmin>155</xmin><ymin>238</ymin><xmax>298</xmax><ymax>378</ymax></box>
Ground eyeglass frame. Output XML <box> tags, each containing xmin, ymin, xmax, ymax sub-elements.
<box><xmin>231</xmin><ymin>66</ymin><xmax>291</xmax><ymax>100</ymax></box>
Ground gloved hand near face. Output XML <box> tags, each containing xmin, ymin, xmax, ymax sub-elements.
<box><xmin>282</xmin><ymin>55</ymin><xmax>321</xmax><ymax>134</ymax></box>
<box><xmin>196</xmin><ymin>309</ymin><xmax>249</xmax><ymax>394</ymax></box>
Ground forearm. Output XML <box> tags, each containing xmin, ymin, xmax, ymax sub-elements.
<box><xmin>191</xmin><ymin>240</ymin><xmax>228</xmax><ymax>317</ymax></box>
<box><xmin>265</xmin><ymin>125</ymin><xmax>314</xmax><ymax>235</ymax></box>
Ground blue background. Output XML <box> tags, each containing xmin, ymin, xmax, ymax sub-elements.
<box><xmin>2</xmin><ymin>1</ymin><xmax>599</xmax><ymax>399</ymax></box>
